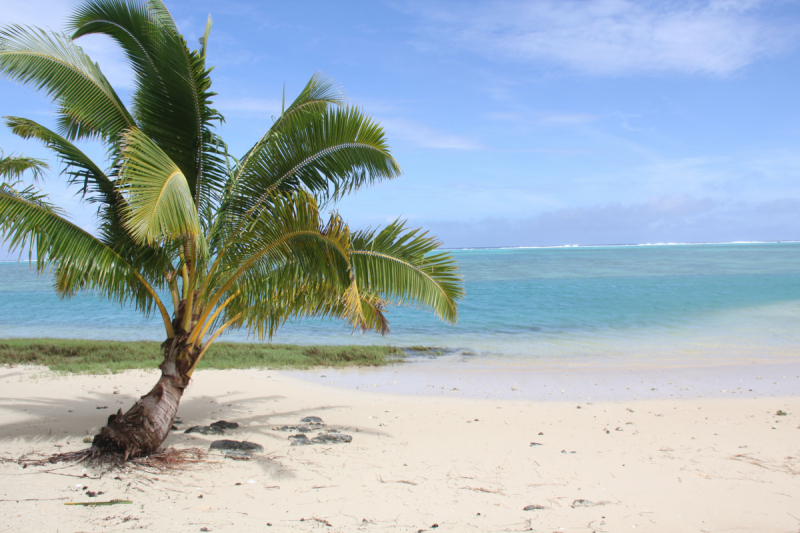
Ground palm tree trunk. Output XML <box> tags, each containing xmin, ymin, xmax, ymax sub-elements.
<box><xmin>91</xmin><ymin>340</ymin><xmax>193</xmax><ymax>460</ymax></box>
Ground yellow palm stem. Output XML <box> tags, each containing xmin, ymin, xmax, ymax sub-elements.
<box><xmin>193</xmin><ymin>231</ymin><xmax>347</xmax><ymax>337</ymax></box>
<box><xmin>186</xmin><ymin>313</ymin><xmax>242</xmax><ymax>377</ymax></box>
<box><xmin>189</xmin><ymin>291</ymin><xmax>239</xmax><ymax>347</ymax></box>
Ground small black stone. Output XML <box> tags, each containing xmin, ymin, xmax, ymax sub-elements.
<box><xmin>311</xmin><ymin>432</ymin><xmax>352</xmax><ymax>444</ymax></box>
<box><xmin>289</xmin><ymin>434</ymin><xmax>312</xmax><ymax>446</ymax></box>
<box><xmin>185</xmin><ymin>425</ymin><xmax>225</xmax><ymax>435</ymax></box>
<box><xmin>275</xmin><ymin>425</ymin><xmax>312</xmax><ymax>433</ymax></box>
<box><xmin>209</xmin><ymin>440</ymin><xmax>264</xmax><ymax>453</ymax></box>
<box><xmin>210</xmin><ymin>420</ymin><xmax>239</xmax><ymax>430</ymax></box>
<box><xmin>300</xmin><ymin>416</ymin><xmax>323</xmax><ymax>425</ymax></box>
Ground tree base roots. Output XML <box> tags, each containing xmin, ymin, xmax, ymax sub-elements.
<box><xmin>11</xmin><ymin>447</ymin><xmax>207</xmax><ymax>472</ymax></box>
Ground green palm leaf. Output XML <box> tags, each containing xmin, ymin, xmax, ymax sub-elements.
<box><xmin>232</xmin><ymin>105</ymin><xmax>400</xmax><ymax>213</ymax></box>
<box><xmin>5</xmin><ymin>116</ymin><xmax>112</xmax><ymax>201</ymax></box>
<box><xmin>117</xmin><ymin>128</ymin><xmax>200</xmax><ymax>245</ymax></box>
<box><xmin>0</xmin><ymin>183</ymin><xmax>172</xmax><ymax>331</ymax></box>
<box><xmin>192</xmin><ymin>191</ymin><xmax>354</xmax><ymax>343</ymax></box>
<box><xmin>0</xmin><ymin>25</ymin><xmax>134</xmax><ymax>140</ymax></box>
<box><xmin>5</xmin><ymin>116</ymin><xmax>178</xmax><ymax>285</ymax></box>
<box><xmin>69</xmin><ymin>0</ymin><xmax>227</xmax><ymax>214</ymax></box>
<box><xmin>219</xmin><ymin>73</ymin><xmax>345</xmax><ymax>207</ymax></box>
<box><xmin>0</xmin><ymin>150</ymin><xmax>48</xmax><ymax>182</ymax></box>
<box><xmin>351</xmin><ymin>221</ymin><xmax>463</xmax><ymax>324</ymax></box>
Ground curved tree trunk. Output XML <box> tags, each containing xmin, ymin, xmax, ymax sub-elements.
<box><xmin>92</xmin><ymin>369</ymin><xmax>187</xmax><ymax>460</ymax></box>
<box><xmin>92</xmin><ymin>316</ymin><xmax>202</xmax><ymax>459</ymax></box>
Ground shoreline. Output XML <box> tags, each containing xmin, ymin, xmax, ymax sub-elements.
<box><xmin>2</xmin><ymin>335</ymin><xmax>799</xmax><ymax>402</ymax></box>
<box><xmin>1</xmin><ymin>365</ymin><xmax>798</xmax><ymax>532</ymax></box>
<box><xmin>285</xmin><ymin>356</ymin><xmax>800</xmax><ymax>402</ymax></box>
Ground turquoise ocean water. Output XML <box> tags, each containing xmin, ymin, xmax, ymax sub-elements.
<box><xmin>1</xmin><ymin>242</ymin><xmax>799</xmax><ymax>368</ymax></box>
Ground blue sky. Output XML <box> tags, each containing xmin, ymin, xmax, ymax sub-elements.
<box><xmin>2</xmin><ymin>0</ymin><xmax>800</xmax><ymax>254</ymax></box>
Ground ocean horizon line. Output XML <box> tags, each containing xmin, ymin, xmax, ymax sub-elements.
<box><xmin>442</xmin><ymin>239</ymin><xmax>800</xmax><ymax>251</ymax></box>
<box><xmin>1</xmin><ymin>239</ymin><xmax>798</xmax><ymax>263</ymax></box>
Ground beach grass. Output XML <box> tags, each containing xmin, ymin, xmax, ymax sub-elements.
<box><xmin>0</xmin><ymin>338</ymin><xmax>404</xmax><ymax>374</ymax></box>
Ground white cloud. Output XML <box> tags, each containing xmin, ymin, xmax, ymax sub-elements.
<box><xmin>423</xmin><ymin>194</ymin><xmax>800</xmax><ymax>247</ymax></box>
<box><xmin>401</xmin><ymin>0</ymin><xmax>797</xmax><ymax>76</ymax></box>
<box><xmin>379</xmin><ymin>117</ymin><xmax>483</xmax><ymax>150</ymax></box>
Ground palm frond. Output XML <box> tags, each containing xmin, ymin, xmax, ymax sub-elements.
<box><xmin>350</xmin><ymin>220</ymin><xmax>464</xmax><ymax>324</ymax></box>
<box><xmin>5</xmin><ymin>116</ymin><xmax>179</xmax><ymax>285</ymax></box>
<box><xmin>233</xmin><ymin>105</ymin><xmax>400</xmax><ymax>211</ymax></box>
<box><xmin>210</xmin><ymin>191</ymin><xmax>351</xmax><ymax>300</ymax></box>
<box><xmin>0</xmin><ymin>150</ymin><xmax>48</xmax><ymax>182</ymax></box>
<box><xmin>117</xmin><ymin>128</ymin><xmax>200</xmax><ymax>245</ymax></box>
<box><xmin>211</xmin><ymin>105</ymin><xmax>400</xmax><ymax>264</ymax></box>
<box><xmin>193</xmin><ymin>192</ymin><xmax>353</xmax><ymax>341</ymax></box>
<box><xmin>220</xmin><ymin>74</ymin><xmax>345</xmax><ymax>200</ymax></box>
<box><xmin>5</xmin><ymin>116</ymin><xmax>112</xmax><ymax>202</ymax></box>
<box><xmin>69</xmin><ymin>0</ymin><xmax>227</xmax><ymax>215</ymax></box>
<box><xmin>0</xmin><ymin>182</ymin><xmax>172</xmax><ymax>333</ymax></box>
<box><xmin>0</xmin><ymin>181</ymin><xmax>61</xmax><ymax>213</ymax></box>
<box><xmin>0</xmin><ymin>25</ymin><xmax>134</xmax><ymax>141</ymax></box>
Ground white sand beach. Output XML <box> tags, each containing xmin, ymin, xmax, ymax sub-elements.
<box><xmin>1</xmin><ymin>365</ymin><xmax>799</xmax><ymax>533</ymax></box>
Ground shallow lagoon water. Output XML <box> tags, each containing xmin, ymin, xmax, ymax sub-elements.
<box><xmin>2</xmin><ymin>242</ymin><xmax>799</xmax><ymax>372</ymax></box>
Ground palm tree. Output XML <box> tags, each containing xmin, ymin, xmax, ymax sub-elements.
<box><xmin>0</xmin><ymin>0</ymin><xmax>463</xmax><ymax>460</ymax></box>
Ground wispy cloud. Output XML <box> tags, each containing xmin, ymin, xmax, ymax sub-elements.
<box><xmin>379</xmin><ymin>117</ymin><xmax>483</xmax><ymax>150</ymax></box>
<box><xmin>424</xmin><ymin>194</ymin><xmax>800</xmax><ymax>247</ymax></box>
<box><xmin>399</xmin><ymin>0</ymin><xmax>798</xmax><ymax>76</ymax></box>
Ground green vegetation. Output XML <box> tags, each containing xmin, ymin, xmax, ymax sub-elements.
<box><xmin>407</xmin><ymin>345</ymin><xmax>446</xmax><ymax>355</ymax></box>
<box><xmin>0</xmin><ymin>338</ymin><xmax>404</xmax><ymax>374</ymax></box>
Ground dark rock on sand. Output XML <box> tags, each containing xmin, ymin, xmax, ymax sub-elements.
<box><xmin>274</xmin><ymin>425</ymin><xmax>312</xmax><ymax>433</ymax></box>
<box><xmin>289</xmin><ymin>434</ymin><xmax>313</xmax><ymax>446</ymax></box>
<box><xmin>210</xmin><ymin>420</ymin><xmax>239</xmax><ymax>430</ymax></box>
<box><xmin>289</xmin><ymin>432</ymin><xmax>352</xmax><ymax>445</ymax></box>
<box><xmin>209</xmin><ymin>440</ymin><xmax>264</xmax><ymax>453</ymax></box>
<box><xmin>300</xmin><ymin>416</ymin><xmax>324</xmax><ymax>425</ymax></box>
<box><xmin>185</xmin><ymin>425</ymin><xmax>224</xmax><ymax>435</ymax></box>
<box><xmin>311</xmin><ymin>432</ymin><xmax>352</xmax><ymax>444</ymax></box>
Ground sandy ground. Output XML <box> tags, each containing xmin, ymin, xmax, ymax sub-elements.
<box><xmin>1</xmin><ymin>365</ymin><xmax>799</xmax><ymax>533</ymax></box>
